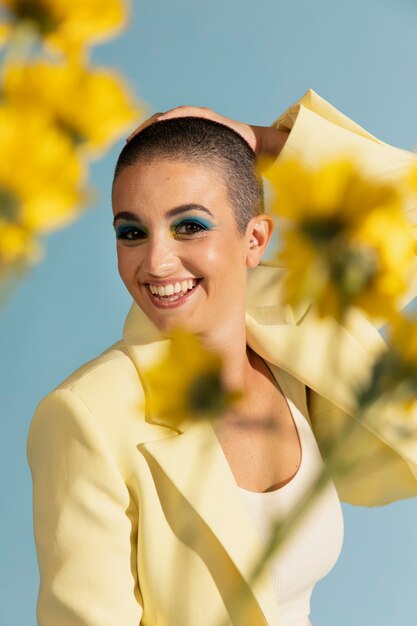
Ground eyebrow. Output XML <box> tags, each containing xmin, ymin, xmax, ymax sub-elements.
<box><xmin>112</xmin><ymin>204</ymin><xmax>214</xmax><ymax>227</ymax></box>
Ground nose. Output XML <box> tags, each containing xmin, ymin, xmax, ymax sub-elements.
<box><xmin>142</xmin><ymin>233</ymin><xmax>180</xmax><ymax>278</ymax></box>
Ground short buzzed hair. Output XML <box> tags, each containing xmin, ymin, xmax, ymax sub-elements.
<box><xmin>112</xmin><ymin>117</ymin><xmax>264</xmax><ymax>235</ymax></box>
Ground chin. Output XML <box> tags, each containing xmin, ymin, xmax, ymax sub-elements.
<box><xmin>145</xmin><ymin>309</ymin><xmax>195</xmax><ymax>336</ymax></box>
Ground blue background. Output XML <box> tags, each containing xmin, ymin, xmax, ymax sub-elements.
<box><xmin>1</xmin><ymin>0</ymin><xmax>417</xmax><ymax>624</ymax></box>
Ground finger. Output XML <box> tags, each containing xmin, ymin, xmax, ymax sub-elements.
<box><xmin>126</xmin><ymin>112</ymin><xmax>163</xmax><ymax>142</ymax></box>
<box><xmin>157</xmin><ymin>106</ymin><xmax>213</xmax><ymax>121</ymax></box>
<box><xmin>126</xmin><ymin>113</ymin><xmax>162</xmax><ymax>142</ymax></box>
<box><xmin>126</xmin><ymin>107</ymin><xmax>215</xmax><ymax>143</ymax></box>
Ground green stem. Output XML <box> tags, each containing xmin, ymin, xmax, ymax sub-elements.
<box><xmin>217</xmin><ymin>408</ymin><xmax>364</xmax><ymax>626</ymax></box>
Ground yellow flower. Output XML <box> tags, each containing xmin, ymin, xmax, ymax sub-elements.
<box><xmin>262</xmin><ymin>158</ymin><xmax>416</xmax><ymax>322</ymax></box>
<box><xmin>361</xmin><ymin>394</ymin><xmax>417</xmax><ymax>447</ymax></box>
<box><xmin>4</xmin><ymin>61</ymin><xmax>142</xmax><ymax>158</ymax></box>
<box><xmin>408</xmin><ymin>165</ymin><xmax>417</xmax><ymax>194</ymax></box>
<box><xmin>355</xmin><ymin>313</ymin><xmax>417</xmax><ymax>449</ymax></box>
<box><xmin>390</xmin><ymin>315</ymin><xmax>417</xmax><ymax>366</ymax></box>
<box><xmin>0</xmin><ymin>22</ymin><xmax>9</xmax><ymax>45</ymax></box>
<box><xmin>357</xmin><ymin>314</ymin><xmax>417</xmax><ymax>418</ymax></box>
<box><xmin>0</xmin><ymin>221</ymin><xmax>42</xmax><ymax>276</ymax></box>
<box><xmin>143</xmin><ymin>329</ymin><xmax>242</xmax><ymax>431</ymax></box>
<box><xmin>0</xmin><ymin>104</ymin><xmax>85</xmax><ymax>234</ymax></box>
<box><xmin>0</xmin><ymin>0</ymin><xmax>127</xmax><ymax>56</ymax></box>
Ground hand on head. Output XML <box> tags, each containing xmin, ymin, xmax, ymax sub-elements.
<box><xmin>126</xmin><ymin>106</ymin><xmax>258</xmax><ymax>152</ymax></box>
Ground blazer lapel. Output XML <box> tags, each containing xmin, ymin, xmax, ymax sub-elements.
<box><xmin>123</xmin><ymin>297</ymin><xmax>282</xmax><ymax>623</ymax></box>
<box><xmin>244</xmin><ymin>263</ymin><xmax>387</xmax><ymax>415</ymax></box>
<box><xmin>138</xmin><ymin>418</ymin><xmax>282</xmax><ymax>625</ymax></box>
<box><xmin>245</xmin><ymin>304</ymin><xmax>385</xmax><ymax>415</ymax></box>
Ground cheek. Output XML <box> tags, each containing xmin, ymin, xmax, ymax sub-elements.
<box><xmin>116</xmin><ymin>245</ymin><xmax>140</xmax><ymax>282</ymax></box>
<box><xmin>191</xmin><ymin>244</ymin><xmax>226</xmax><ymax>283</ymax></box>
<box><xmin>202</xmin><ymin>241</ymin><xmax>247</xmax><ymax>290</ymax></box>
<box><xmin>211</xmin><ymin>237</ymin><xmax>247</xmax><ymax>268</ymax></box>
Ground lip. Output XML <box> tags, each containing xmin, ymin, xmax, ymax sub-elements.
<box><xmin>143</xmin><ymin>277</ymin><xmax>200</xmax><ymax>286</ymax></box>
<box><xmin>145</xmin><ymin>278</ymin><xmax>202</xmax><ymax>309</ymax></box>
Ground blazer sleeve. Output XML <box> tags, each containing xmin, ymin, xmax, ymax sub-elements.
<box><xmin>27</xmin><ymin>388</ymin><xmax>143</xmax><ymax>626</ymax></box>
<box><xmin>270</xmin><ymin>88</ymin><xmax>417</xmax><ymax>318</ymax></box>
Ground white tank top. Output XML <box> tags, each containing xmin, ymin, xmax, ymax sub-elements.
<box><xmin>238</xmin><ymin>368</ymin><xmax>344</xmax><ymax>626</ymax></box>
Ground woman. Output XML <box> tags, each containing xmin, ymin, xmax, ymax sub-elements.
<box><xmin>28</xmin><ymin>89</ymin><xmax>417</xmax><ymax>626</ymax></box>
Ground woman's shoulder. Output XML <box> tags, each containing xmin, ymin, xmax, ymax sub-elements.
<box><xmin>29</xmin><ymin>337</ymin><xmax>169</xmax><ymax>471</ymax></box>
<box><xmin>54</xmin><ymin>339</ymin><xmax>137</xmax><ymax>397</ymax></box>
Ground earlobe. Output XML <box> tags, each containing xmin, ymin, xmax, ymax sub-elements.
<box><xmin>246</xmin><ymin>215</ymin><xmax>274</xmax><ymax>268</ymax></box>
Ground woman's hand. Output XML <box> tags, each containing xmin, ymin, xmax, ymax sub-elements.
<box><xmin>126</xmin><ymin>106</ymin><xmax>289</xmax><ymax>159</ymax></box>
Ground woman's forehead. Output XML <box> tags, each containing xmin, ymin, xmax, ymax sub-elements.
<box><xmin>112</xmin><ymin>159</ymin><xmax>234</xmax><ymax>221</ymax></box>
<box><xmin>113</xmin><ymin>159</ymin><xmax>229</xmax><ymax>202</ymax></box>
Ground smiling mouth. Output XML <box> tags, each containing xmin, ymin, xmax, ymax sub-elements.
<box><xmin>145</xmin><ymin>278</ymin><xmax>202</xmax><ymax>307</ymax></box>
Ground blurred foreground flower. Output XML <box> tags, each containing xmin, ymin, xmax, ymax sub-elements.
<box><xmin>0</xmin><ymin>0</ymin><xmax>145</xmax><ymax>294</ymax></box>
<box><xmin>409</xmin><ymin>165</ymin><xmax>417</xmax><ymax>195</ymax></box>
<box><xmin>0</xmin><ymin>222</ymin><xmax>42</xmax><ymax>269</ymax></box>
<box><xmin>357</xmin><ymin>314</ymin><xmax>417</xmax><ymax>439</ymax></box>
<box><xmin>0</xmin><ymin>0</ymin><xmax>127</xmax><ymax>57</ymax></box>
<box><xmin>360</xmin><ymin>314</ymin><xmax>417</xmax><ymax>407</ymax></box>
<box><xmin>4</xmin><ymin>61</ymin><xmax>142</xmax><ymax>157</ymax></box>
<box><xmin>143</xmin><ymin>329</ymin><xmax>242</xmax><ymax>431</ymax></box>
<box><xmin>0</xmin><ymin>104</ymin><xmax>84</xmax><ymax>277</ymax></box>
<box><xmin>261</xmin><ymin>158</ymin><xmax>416</xmax><ymax>323</ymax></box>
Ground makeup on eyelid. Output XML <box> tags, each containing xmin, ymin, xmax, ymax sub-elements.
<box><xmin>171</xmin><ymin>216</ymin><xmax>215</xmax><ymax>231</ymax></box>
<box><xmin>115</xmin><ymin>223</ymin><xmax>148</xmax><ymax>240</ymax></box>
<box><xmin>115</xmin><ymin>215</ymin><xmax>215</xmax><ymax>240</ymax></box>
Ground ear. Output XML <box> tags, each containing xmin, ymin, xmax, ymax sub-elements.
<box><xmin>245</xmin><ymin>214</ymin><xmax>274</xmax><ymax>268</ymax></box>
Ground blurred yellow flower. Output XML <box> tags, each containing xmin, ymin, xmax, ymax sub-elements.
<box><xmin>390</xmin><ymin>314</ymin><xmax>417</xmax><ymax>366</ymax></box>
<box><xmin>408</xmin><ymin>165</ymin><xmax>417</xmax><ymax>194</ymax></box>
<box><xmin>0</xmin><ymin>104</ymin><xmax>85</xmax><ymax>237</ymax></box>
<box><xmin>0</xmin><ymin>0</ymin><xmax>127</xmax><ymax>56</ymax></box>
<box><xmin>4</xmin><ymin>61</ymin><xmax>142</xmax><ymax>157</ymax></box>
<box><xmin>0</xmin><ymin>221</ymin><xmax>42</xmax><ymax>276</ymax></box>
<box><xmin>357</xmin><ymin>314</ymin><xmax>417</xmax><ymax>422</ymax></box>
<box><xmin>262</xmin><ymin>158</ymin><xmax>416</xmax><ymax>322</ymax></box>
<box><xmin>143</xmin><ymin>329</ymin><xmax>242</xmax><ymax>431</ymax></box>
<box><xmin>362</xmin><ymin>393</ymin><xmax>417</xmax><ymax>446</ymax></box>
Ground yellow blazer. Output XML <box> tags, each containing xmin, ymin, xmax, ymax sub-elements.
<box><xmin>28</xmin><ymin>90</ymin><xmax>417</xmax><ymax>626</ymax></box>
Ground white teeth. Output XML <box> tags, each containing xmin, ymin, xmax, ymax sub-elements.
<box><xmin>148</xmin><ymin>279</ymin><xmax>198</xmax><ymax>297</ymax></box>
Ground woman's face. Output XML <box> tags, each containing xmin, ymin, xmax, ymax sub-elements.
<box><xmin>112</xmin><ymin>159</ymin><xmax>262</xmax><ymax>337</ymax></box>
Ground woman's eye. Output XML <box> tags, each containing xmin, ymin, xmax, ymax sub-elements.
<box><xmin>116</xmin><ymin>225</ymin><xmax>147</xmax><ymax>241</ymax></box>
<box><xmin>174</xmin><ymin>220</ymin><xmax>210</xmax><ymax>236</ymax></box>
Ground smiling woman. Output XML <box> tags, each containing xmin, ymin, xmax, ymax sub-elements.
<box><xmin>27</xmin><ymin>90</ymin><xmax>417</xmax><ymax>626</ymax></box>
<box><xmin>112</xmin><ymin>166</ymin><xmax>271</xmax><ymax>340</ymax></box>
<box><xmin>110</xmin><ymin>117</ymin><xmax>274</xmax><ymax>342</ymax></box>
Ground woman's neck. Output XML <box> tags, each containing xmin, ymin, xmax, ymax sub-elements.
<box><xmin>197</xmin><ymin>321</ymin><xmax>256</xmax><ymax>393</ymax></box>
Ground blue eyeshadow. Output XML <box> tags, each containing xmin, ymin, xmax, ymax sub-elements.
<box><xmin>172</xmin><ymin>216</ymin><xmax>214</xmax><ymax>229</ymax></box>
<box><xmin>115</xmin><ymin>223</ymin><xmax>148</xmax><ymax>238</ymax></box>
